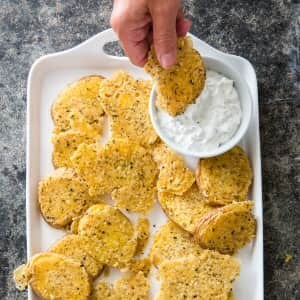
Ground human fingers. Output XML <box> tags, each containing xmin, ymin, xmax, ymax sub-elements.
<box><xmin>110</xmin><ymin>0</ymin><xmax>151</xmax><ymax>66</ymax></box>
<box><xmin>149</xmin><ymin>0</ymin><xmax>181</xmax><ymax>68</ymax></box>
<box><xmin>120</xmin><ymin>36</ymin><xmax>150</xmax><ymax>66</ymax></box>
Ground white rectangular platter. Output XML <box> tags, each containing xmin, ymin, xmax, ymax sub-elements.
<box><xmin>26</xmin><ymin>28</ymin><xmax>263</xmax><ymax>300</ymax></box>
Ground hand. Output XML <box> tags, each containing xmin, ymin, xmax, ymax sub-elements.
<box><xmin>110</xmin><ymin>0</ymin><xmax>191</xmax><ymax>68</ymax></box>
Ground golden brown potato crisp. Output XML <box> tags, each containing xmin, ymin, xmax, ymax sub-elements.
<box><xmin>51</xmin><ymin>75</ymin><xmax>105</xmax><ymax>134</ymax></box>
<box><xmin>19</xmin><ymin>253</ymin><xmax>91</xmax><ymax>300</ymax></box>
<box><xmin>71</xmin><ymin>139</ymin><xmax>157</xmax><ymax>213</ymax></box>
<box><xmin>135</xmin><ymin>218</ymin><xmax>150</xmax><ymax>255</ymax></box>
<box><xmin>196</xmin><ymin>146</ymin><xmax>253</xmax><ymax>205</ymax></box>
<box><xmin>194</xmin><ymin>201</ymin><xmax>256</xmax><ymax>254</ymax></box>
<box><xmin>38</xmin><ymin>168</ymin><xmax>102</xmax><ymax>228</ymax></box>
<box><xmin>52</xmin><ymin>123</ymin><xmax>99</xmax><ymax>169</ymax></box>
<box><xmin>153</xmin><ymin>143</ymin><xmax>195</xmax><ymax>195</ymax></box>
<box><xmin>98</xmin><ymin>71</ymin><xmax>157</xmax><ymax>147</ymax></box>
<box><xmin>158</xmin><ymin>184</ymin><xmax>214</xmax><ymax>233</ymax></box>
<box><xmin>114</xmin><ymin>271</ymin><xmax>150</xmax><ymax>300</ymax></box>
<box><xmin>77</xmin><ymin>204</ymin><xmax>137</xmax><ymax>268</ymax></box>
<box><xmin>91</xmin><ymin>281</ymin><xmax>116</xmax><ymax>300</ymax></box>
<box><xmin>150</xmin><ymin>221</ymin><xmax>203</xmax><ymax>267</ymax></box>
<box><xmin>49</xmin><ymin>234</ymin><xmax>103</xmax><ymax>278</ymax></box>
<box><xmin>145</xmin><ymin>36</ymin><xmax>206</xmax><ymax>116</ymax></box>
<box><xmin>157</xmin><ymin>251</ymin><xmax>239</xmax><ymax>300</ymax></box>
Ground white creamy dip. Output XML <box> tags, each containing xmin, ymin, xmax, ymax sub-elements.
<box><xmin>157</xmin><ymin>70</ymin><xmax>241</xmax><ymax>152</ymax></box>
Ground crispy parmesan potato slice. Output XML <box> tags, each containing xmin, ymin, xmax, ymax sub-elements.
<box><xmin>196</xmin><ymin>146</ymin><xmax>253</xmax><ymax>205</ymax></box>
<box><xmin>51</xmin><ymin>75</ymin><xmax>105</xmax><ymax>134</ymax></box>
<box><xmin>126</xmin><ymin>257</ymin><xmax>152</xmax><ymax>277</ymax></box>
<box><xmin>91</xmin><ymin>272</ymin><xmax>149</xmax><ymax>300</ymax></box>
<box><xmin>91</xmin><ymin>281</ymin><xmax>116</xmax><ymax>300</ymax></box>
<box><xmin>158</xmin><ymin>184</ymin><xmax>215</xmax><ymax>233</ymax></box>
<box><xmin>145</xmin><ymin>37</ymin><xmax>206</xmax><ymax>116</ymax></box>
<box><xmin>157</xmin><ymin>251</ymin><xmax>240</xmax><ymax>300</ymax></box>
<box><xmin>14</xmin><ymin>264</ymin><xmax>31</xmax><ymax>291</ymax></box>
<box><xmin>70</xmin><ymin>216</ymin><xmax>81</xmax><ymax>234</ymax></box>
<box><xmin>150</xmin><ymin>221</ymin><xmax>203</xmax><ymax>267</ymax></box>
<box><xmin>49</xmin><ymin>234</ymin><xmax>103</xmax><ymax>278</ymax></box>
<box><xmin>153</xmin><ymin>143</ymin><xmax>195</xmax><ymax>195</ymax></box>
<box><xmin>194</xmin><ymin>201</ymin><xmax>256</xmax><ymax>254</ymax></box>
<box><xmin>78</xmin><ymin>204</ymin><xmax>137</xmax><ymax>267</ymax></box>
<box><xmin>71</xmin><ymin>139</ymin><xmax>157</xmax><ymax>213</ymax></box>
<box><xmin>38</xmin><ymin>168</ymin><xmax>101</xmax><ymax>228</ymax></box>
<box><xmin>114</xmin><ymin>271</ymin><xmax>150</xmax><ymax>300</ymax></box>
<box><xmin>98</xmin><ymin>71</ymin><xmax>157</xmax><ymax>147</ymax></box>
<box><xmin>52</xmin><ymin>124</ymin><xmax>99</xmax><ymax>169</ymax></box>
<box><xmin>16</xmin><ymin>253</ymin><xmax>91</xmax><ymax>300</ymax></box>
<box><xmin>135</xmin><ymin>218</ymin><xmax>150</xmax><ymax>255</ymax></box>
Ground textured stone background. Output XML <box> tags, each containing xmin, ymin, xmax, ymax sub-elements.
<box><xmin>0</xmin><ymin>0</ymin><xmax>299</xmax><ymax>299</ymax></box>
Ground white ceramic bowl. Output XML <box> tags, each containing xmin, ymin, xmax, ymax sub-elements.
<box><xmin>149</xmin><ymin>56</ymin><xmax>253</xmax><ymax>158</ymax></box>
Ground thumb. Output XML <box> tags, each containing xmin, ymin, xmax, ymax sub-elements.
<box><xmin>151</xmin><ymin>7</ymin><xmax>178</xmax><ymax>69</ymax></box>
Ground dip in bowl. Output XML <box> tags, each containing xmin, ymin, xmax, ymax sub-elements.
<box><xmin>149</xmin><ymin>57</ymin><xmax>253</xmax><ymax>158</ymax></box>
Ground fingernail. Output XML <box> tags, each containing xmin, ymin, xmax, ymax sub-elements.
<box><xmin>160</xmin><ymin>52</ymin><xmax>176</xmax><ymax>69</ymax></box>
